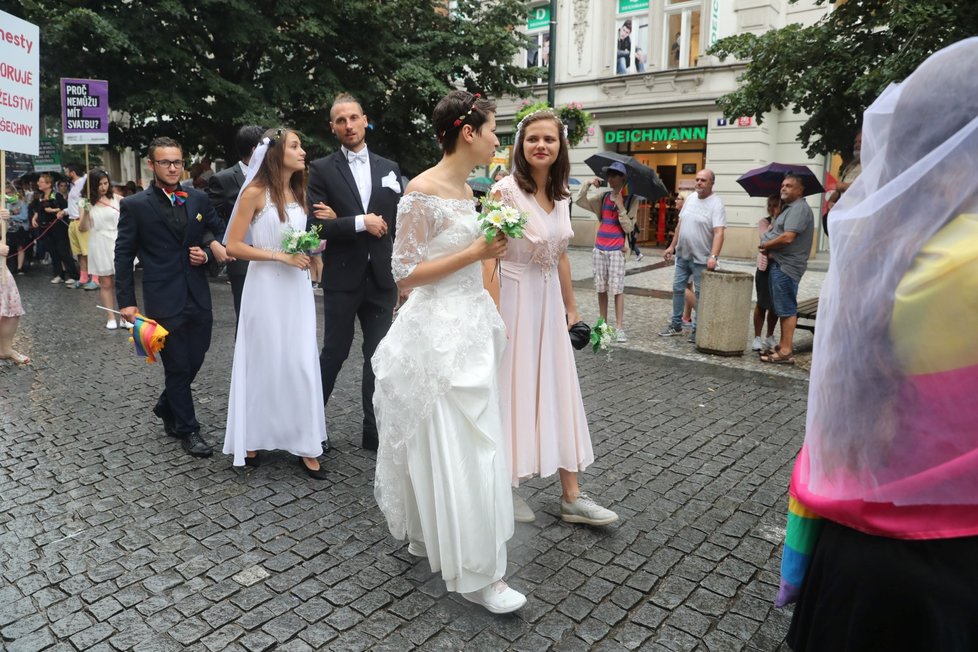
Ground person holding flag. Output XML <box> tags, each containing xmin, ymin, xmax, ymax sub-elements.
<box><xmin>575</xmin><ymin>161</ymin><xmax>638</xmax><ymax>342</ymax></box>
<box><xmin>114</xmin><ymin>136</ymin><xmax>226</xmax><ymax>458</ymax></box>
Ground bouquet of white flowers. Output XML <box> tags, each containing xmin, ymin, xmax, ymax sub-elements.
<box><xmin>476</xmin><ymin>197</ymin><xmax>528</xmax><ymax>243</ymax></box>
<box><xmin>590</xmin><ymin>318</ymin><xmax>618</xmax><ymax>353</ymax></box>
<box><xmin>281</xmin><ymin>224</ymin><xmax>324</xmax><ymax>254</ymax></box>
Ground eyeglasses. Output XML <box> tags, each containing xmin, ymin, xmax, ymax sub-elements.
<box><xmin>153</xmin><ymin>160</ymin><xmax>185</xmax><ymax>169</ymax></box>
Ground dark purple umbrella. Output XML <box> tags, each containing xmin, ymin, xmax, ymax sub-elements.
<box><xmin>736</xmin><ymin>163</ymin><xmax>824</xmax><ymax>197</ymax></box>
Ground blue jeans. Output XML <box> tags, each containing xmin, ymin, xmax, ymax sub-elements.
<box><xmin>671</xmin><ymin>256</ymin><xmax>706</xmax><ymax>328</ymax></box>
<box><xmin>769</xmin><ymin>260</ymin><xmax>800</xmax><ymax>317</ymax></box>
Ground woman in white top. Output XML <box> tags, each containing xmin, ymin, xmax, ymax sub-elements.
<box><xmin>80</xmin><ymin>169</ymin><xmax>126</xmax><ymax>329</ymax></box>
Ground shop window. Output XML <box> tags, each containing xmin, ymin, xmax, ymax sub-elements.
<box><xmin>614</xmin><ymin>0</ymin><xmax>650</xmax><ymax>75</ymax></box>
<box><xmin>664</xmin><ymin>1</ymin><xmax>702</xmax><ymax>69</ymax></box>
<box><xmin>523</xmin><ymin>4</ymin><xmax>550</xmax><ymax>83</ymax></box>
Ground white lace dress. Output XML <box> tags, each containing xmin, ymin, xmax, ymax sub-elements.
<box><xmin>372</xmin><ymin>192</ymin><xmax>513</xmax><ymax>593</ymax></box>
<box><xmin>223</xmin><ymin>196</ymin><xmax>327</xmax><ymax>466</ymax></box>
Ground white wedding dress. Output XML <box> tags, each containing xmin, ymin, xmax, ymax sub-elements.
<box><xmin>373</xmin><ymin>192</ymin><xmax>513</xmax><ymax>593</ymax></box>
<box><xmin>224</xmin><ymin>193</ymin><xmax>327</xmax><ymax>465</ymax></box>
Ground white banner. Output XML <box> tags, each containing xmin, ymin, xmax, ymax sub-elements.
<box><xmin>0</xmin><ymin>11</ymin><xmax>40</xmax><ymax>156</ymax></box>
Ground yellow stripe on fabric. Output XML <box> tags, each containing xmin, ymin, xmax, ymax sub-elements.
<box><xmin>788</xmin><ymin>496</ymin><xmax>820</xmax><ymax>520</ymax></box>
<box><xmin>891</xmin><ymin>213</ymin><xmax>978</xmax><ymax>375</ymax></box>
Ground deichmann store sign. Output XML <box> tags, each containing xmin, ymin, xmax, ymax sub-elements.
<box><xmin>527</xmin><ymin>5</ymin><xmax>549</xmax><ymax>30</ymax></box>
<box><xmin>605</xmin><ymin>125</ymin><xmax>708</xmax><ymax>144</ymax></box>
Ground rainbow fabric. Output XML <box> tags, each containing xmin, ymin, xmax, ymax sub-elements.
<box><xmin>129</xmin><ymin>315</ymin><xmax>169</xmax><ymax>364</ymax></box>
<box><xmin>775</xmin><ymin>496</ymin><xmax>823</xmax><ymax>607</ymax></box>
<box><xmin>162</xmin><ymin>188</ymin><xmax>188</xmax><ymax>206</ymax></box>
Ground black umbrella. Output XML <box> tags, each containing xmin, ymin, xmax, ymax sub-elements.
<box><xmin>736</xmin><ymin>163</ymin><xmax>824</xmax><ymax>197</ymax></box>
<box><xmin>584</xmin><ymin>151</ymin><xmax>669</xmax><ymax>201</ymax></box>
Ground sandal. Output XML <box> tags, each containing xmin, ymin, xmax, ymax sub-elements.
<box><xmin>760</xmin><ymin>350</ymin><xmax>795</xmax><ymax>365</ymax></box>
<box><xmin>759</xmin><ymin>345</ymin><xmax>781</xmax><ymax>356</ymax></box>
<box><xmin>0</xmin><ymin>351</ymin><xmax>30</xmax><ymax>365</ymax></box>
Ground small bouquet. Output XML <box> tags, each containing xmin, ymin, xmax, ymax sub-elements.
<box><xmin>590</xmin><ymin>318</ymin><xmax>617</xmax><ymax>353</ymax></box>
<box><xmin>281</xmin><ymin>224</ymin><xmax>324</xmax><ymax>254</ymax></box>
<box><xmin>477</xmin><ymin>197</ymin><xmax>528</xmax><ymax>243</ymax></box>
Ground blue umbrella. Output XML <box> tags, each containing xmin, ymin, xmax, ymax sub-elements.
<box><xmin>736</xmin><ymin>163</ymin><xmax>824</xmax><ymax>197</ymax></box>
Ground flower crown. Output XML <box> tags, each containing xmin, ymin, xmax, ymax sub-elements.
<box><xmin>438</xmin><ymin>93</ymin><xmax>482</xmax><ymax>143</ymax></box>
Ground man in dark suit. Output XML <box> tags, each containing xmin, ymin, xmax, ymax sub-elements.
<box><xmin>307</xmin><ymin>93</ymin><xmax>402</xmax><ymax>452</ymax></box>
<box><xmin>115</xmin><ymin>136</ymin><xmax>226</xmax><ymax>458</ymax></box>
<box><xmin>206</xmin><ymin>125</ymin><xmax>264</xmax><ymax>325</ymax></box>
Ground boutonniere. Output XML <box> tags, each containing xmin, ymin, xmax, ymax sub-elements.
<box><xmin>195</xmin><ymin>213</ymin><xmax>203</xmax><ymax>222</ymax></box>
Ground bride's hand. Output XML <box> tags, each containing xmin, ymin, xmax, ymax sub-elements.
<box><xmin>281</xmin><ymin>252</ymin><xmax>310</xmax><ymax>270</ymax></box>
<box><xmin>469</xmin><ymin>232</ymin><xmax>507</xmax><ymax>261</ymax></box>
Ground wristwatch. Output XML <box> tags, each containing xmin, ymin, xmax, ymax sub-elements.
<box><xmin>709</xmin><ymin>255</ymin><xmax>718</xmax><ymax>261</ymax></box>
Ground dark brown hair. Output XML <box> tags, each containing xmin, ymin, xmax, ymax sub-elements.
<box><xmin>147</xmin><ymin>136</ymin><xmax>182</xmax><ymax>161</ymax></box>
<box><xmin>86</xmin><ymin>168</ymin><xmax>111</xmax><ymax>205</ymax></box>
<box><xmin>433</xmin><ymin>90</ymin><xmax>496</xmax><ymax>155</ymax></box>
<box><xmin>512</xmin><ymin>111</ymin><xmax>570</xmax><ymax>202</ymax></box>
<box><xmin>252</xmin><ymin>128</ymin><xmax>306</xmax><ymax>223</ymax></box>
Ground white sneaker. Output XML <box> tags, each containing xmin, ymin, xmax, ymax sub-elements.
<box><xmin>765</xmin><ymin>336</ymin><xmax>778</xmax><ymax>350</ymax></box>
<box><xmin>560</xmin><ymin>493</ymin><xmax>619</xmax><ymax>526</ymax></box>
<box><xmin>121</xmin><ymin>320</ymin><xmax>134</xmax><ymax>329</ymax></box>
<box><xmin>616</xmin><ymin>329</ymin><xmax>628</xmax><ymax>343</ymax></box>
<box><xmin>462</xmin><ymin>581</ymin><xmax>527</xmax><ymax>614</ymax></box>
<box><xmin>106</xmin><ymin>320</ymin><xmax>118</xmax><ymax>330</ymax></box>
<box><xmin>407</xmin><ymin>540</ymin><xmax>427</xmax><ymax>558</ymax></box>
<box><xmin>751</xmin><ymin>336</ymin><xmax>763</xmax><ymax>351</ymax></box>
<box><xmin>512</xmin><ymin>490</ymin><xmax>535</xmax><ymax>523</ymax></box>
<box><xmin>50</xmin><ymin>276</ymin><xmax>63</xmax><ymax>284</ymax></box>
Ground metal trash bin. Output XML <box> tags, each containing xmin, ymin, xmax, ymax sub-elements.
<box><xmin>695</xmin><ymin>270</ymin><xmax>754</xmax><ymax>356</ymax></box>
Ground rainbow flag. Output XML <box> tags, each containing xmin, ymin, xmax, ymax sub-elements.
<box><xmin>775</xmin><ymin>496</ymin><xmax>823</xmax><ymax>607</ymax></box>
<box><xmin>129</xmin><ymin>315</ymin><xmax>169</xmax><ymax>364</ymax></box>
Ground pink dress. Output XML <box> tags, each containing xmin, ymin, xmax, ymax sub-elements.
<box><xmin>0</xmin><ymin>266</ymin><xmax>24</xmax><ymax>318</ymax></box>
<box><xmin>494</xmin><ymin>176</ymin><xmax>594</xmax><ymax>485</ymax></box>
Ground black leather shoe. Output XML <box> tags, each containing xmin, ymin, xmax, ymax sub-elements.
<box><xmin>300</xmin><ymin>458</ymin><xmax>327</xmax><ymax>480</ymax></box>
<box><xmin>153</xmin><ymin>404</ymin><xmax>177</xmax><ymax>437</ymax></box>
<box><xmin>244</xmin><ymin>452</ymin><xmax>260</xmax><ymax>468</ymax></box>
<box><xmin>182</xmin><ymin>430</ymin><xmax>213</xmax><ymax>458</ymax></box>
<box><xmin>362</xmin><ymin>431</ymin><xmax>379</xmax><ymax>451</ymax></box>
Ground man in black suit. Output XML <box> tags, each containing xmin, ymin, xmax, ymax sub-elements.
<box><xmin>115</xmin><ymin>137</ymin><xmax>226</xmax><ymax>458</ymax></box>
<box><xmin>307</xmin><ymin>93</ymin><xmax>402</xmax><ymax>451</ymax></box>
<box><xmin>206</xmin><ymin>125</ymin><xmax>264</xmax><ymax>325</ymax></box>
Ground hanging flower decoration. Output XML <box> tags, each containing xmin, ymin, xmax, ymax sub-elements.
<box><xmin>513</xmin><ymin>101</ymin><xmax>595</xmax><ymax>147</ymax></box>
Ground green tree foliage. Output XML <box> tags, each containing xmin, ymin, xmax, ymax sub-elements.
<box><xmin>708</xmin><ymin>0</ymin><xmax>978</xmax><ymax>158</ymax></box>
<box><xmin>9</xmin><ymin>0</ymin><xmax>539</xmax><ymax>174</ymax></box>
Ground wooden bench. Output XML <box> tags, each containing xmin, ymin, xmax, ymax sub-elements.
<box><xmin>795</xmin><ymin>297</ymin><xmax>819</xmax><ymax>333</ymax></box>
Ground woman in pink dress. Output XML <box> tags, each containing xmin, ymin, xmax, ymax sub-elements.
<box><xmin>491</xmin><ymin>110</ymin><xmax>618</xmax><ymax>526</ymax></box>
<box><xmin>1</xmin><ymin>208</ymin><xmax>29</xmax><ymax>365</ymax></box>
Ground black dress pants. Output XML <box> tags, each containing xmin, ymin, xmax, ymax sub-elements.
<box><xmin>155</xmin><ymin>304</ymin><xmax>213</xmax><ymax>435</ymax></box>
<box><xmin>319</xmin><ymin>272</ymin><xmax>396</xmax><ymax>437</ymax></box>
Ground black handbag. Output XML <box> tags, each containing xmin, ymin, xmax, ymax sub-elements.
<box><xmin>568</xmin><ymin>321</ymin><xmax>591</xmax><ymax>350</ymax></box>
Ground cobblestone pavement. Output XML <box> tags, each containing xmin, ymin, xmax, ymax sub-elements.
<box><xmin>1</xmin><ymin>270</ymin><xmax>804</xmax><ymax>651</ymax></box>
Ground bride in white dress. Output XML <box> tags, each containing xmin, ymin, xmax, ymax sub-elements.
<box><xmin>223</xmin><ymin>128</ymin><xmax>328</xmax><ymax>478</ymax></box>
<box><xmin>372</xmin><ymin>91</ymin><xmax>526</xmax><ymax>614</ymax></box>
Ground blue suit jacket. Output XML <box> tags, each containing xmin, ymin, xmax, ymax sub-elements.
<box><xmin>115</xmin><ymin>186</ymin><xmax>225</xmax><ymax>319</ymax></box>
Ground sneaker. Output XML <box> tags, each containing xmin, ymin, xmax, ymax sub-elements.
<box><xmin>681</xmin><ymin>318</ymin><xmax>693</xmax><ymax>330</ymax></box>
<box><xmin>462</xmin><ymin>581</ymin><xmax>527</xmax><ymax>614</ymax></box>
<box><xmin>50</xmin><ymin>276</ymin><xmax>63</xmax><ymax>284</ymax></box>
<box><xmin>512</xmin><ymin>490</ymin><xmax>535</xmax><ymax>523</ymax></box>
<box><xmin>121</xmin><ymin>320</ymin><xmax>134</xmax><ymax>329</ymax></box>
<box><xmin>81</xmin><ymin>281</ymin><xmax>100</xmax><ymax>291</ymax></box>
<box><xmin>560</xmin><ymin>493</ymin><xmax>619</xmax><ymax>526</ymax></box>
<box><xmin>407</xmin><ymin>540</ymin><xmax>427</xmax><ymax>558</ymax></box>
<box><xmin>106</xmin><ymin>320</ymin><xmax>118</xmax><ymax>330</ymax></box>
<box><xmin>636</xmin><ymin>253</ymin><xmax>645</xmax><ymax>261</ymax></box>
<box><xmin>616</xmin><ymin>329</ymin><xmax>628</xmax><ymax>343</ymax></box>
<box><xmin>751</xmin><ymin>336</ymin><xmax>763</xmax><ymax>351</ymax></box>
<box><xmin>687</xmin><ymin>329</ymin><xmax>697</xmax><ymax>344</ymax></box>
<box><xmin>66</xmin><ymin>280</ymin><xmax>80</xmax><ymax>289</ymax></box>
<box><xmin>765</xmin><ymin>336</ymin><xmax>778</xmax><ymax>350</ymax></box>
<box><xmin>658</xmin><ymin>324</ymin><xmax>682</xmax><ymax>337</ymax></box>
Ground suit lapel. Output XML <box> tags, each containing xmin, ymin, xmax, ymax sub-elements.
<box><xmin>333</xmin><ymin>152</ymin><xmax>364</xmax><ymax>214</ymax></box>
<box><xmin>367</xmin><ymin>154</ymin><xmax>385</xmax><ymax>215</ymax></box>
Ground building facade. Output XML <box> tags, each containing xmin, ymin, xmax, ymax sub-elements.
<box><xmin>495</xmin><ymin>0</ymin><xmax>831</xmax><ymax>259</ymax></box>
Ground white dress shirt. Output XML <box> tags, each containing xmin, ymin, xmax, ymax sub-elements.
<box><xmin>342</xmin><ymin>145</ymin><xmax>371</xmax><ymax>232</ymax></box>
<box><xmin>67</xmin><ymin>175</ymin><xmax>86</xmax><ymax>220</ymax></box>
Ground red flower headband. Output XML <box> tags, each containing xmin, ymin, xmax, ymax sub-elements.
<box><xmin>438</xmin><ymin>93</ymin><xmax>482</xmax><ymax>143</ymax></box>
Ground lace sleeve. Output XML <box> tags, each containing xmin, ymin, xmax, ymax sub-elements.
<box><xmin>391</xmin><ymin>193</ymin><xmax>435</xmax><ymax>283</ymax></box>
<box><xmin>491</xmin><ymin>176</ymin><xmax>519</xmax><ymax>208</ymax></box>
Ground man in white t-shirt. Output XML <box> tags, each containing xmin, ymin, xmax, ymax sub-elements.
<box><xmin>64</xmin><ymin>163</ymin><xmax>99</xmax><ymax>290</ymax></box>
<box><xmin>659</xmin><ymin>169</ymin><xmax>726</xmax><ymax>343</ymax></box>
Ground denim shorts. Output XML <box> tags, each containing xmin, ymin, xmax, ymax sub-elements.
<box><xmin>769</xmin><ymin>260</ymin><xmax>799</xmax><ymax>317</ymax></box>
